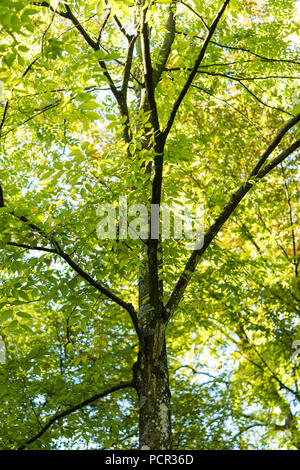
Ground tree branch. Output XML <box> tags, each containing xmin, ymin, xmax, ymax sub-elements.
<box><xmin>33</xmin><ymin>2</ymin><xmax>69</xmax><ymax>19</ymax></box>
<box><xmin>231</xmin><ymin>423</ymin><xmax>267</xmax><ymax>442</ymax></box>
<box><xmin>62</xmin><ymin>2</ymin><xmax>98</xmax><ymax>49</ymax></box>
<box><xmin>54</xmin><ymin>243</ymin><xmax>139</xmax><ymax>332</ymax></box>
<box><xmin>0</xmin><ymin>186</ymin><xmax>139</xmax><ymax>334</ymax></box>
<box><xmin>249</xmin><ymin>112</ymin><xmax>300</xmax><ymax>177</ymax></box>
<box><xmin>175</xmin><ymin>30</ymin><xmax>300</xmax><ymax>66</ymax></box>
<box><xmin>162</xmin><ymin>0</ymin><xmax>230</xmax><ymax>141</ymax></box>
<box><xmin>7</xmin><ymin>241</ymin><xmax>56</xmax><ymax>254</ymax></box>
<box><xmin>113</xmin><ymin>13</ymin><xmax>133</xmax><ymax>42</ymax></box>
<box><xmin>153</xmin><ymin>1</ymin><xmax>177</xmax><ymax>87</ymax></box>
<box><xmin>0</xmin><ymin>100</ymin><xmax>9</xmax><ymax>136</ymax></box>
<box><xmin>238</xmin><ymin>79</ymin><xmax>293</xmax><ymax>117</ymax></box>
<box><xmin>96</xmin><ymin>9</ymin><xmax>111</xmax><ymax>48</ymax></box>
<box><xmin>237</xmin><ymin>324</ymin><xmax>300</xmax><ymax>401</ymax></box>
<box><xmin>1</xmin><ymin>99</ymin><xmax>61</xmax><ymax>138</ymax></box>
<box><xmin>180</xmin><ymin>0</ymin><xmax>209</xmax><ymax>31</ymax></box>
<box><xmin>166</xmin><ymin>112</ymin><xmax>300</xmax><ymax>318</ymax></box>
<box><xmin>17</xmin><ymin>381</ymin><xmax>134</xmax><ymax>450</ymax></box>
<box><xmin>146</xmin><ymin>1</ymin><xmax>229</xmax><ymax>314</ymax></box>
<box><xmin>35</xmin><ymin>1</ymin><xmax>129</xmax><ymax>125</ymax></box>
<box><xmin>140</xmin><ymin>9</ymin><xmax>160</xmax><ymax>132</ymax></box>
<box><xmin>207</xmin><ymin>38</ymin><xmax>300</xmax><ymax>66</ymax></box>
<box><xmin>167</xmin><ymin>68</ymin><xmax>294</xmax><ymax>116</ymax></box>
<box><xmin>191</xmin><ymin>83</ymin><xmax>267</xmax><ymax>137</ymax></box>
<box><xmin>121</xmin><ymin>34</ymin><xmax>137</xmax><ymax>100</ymax></box>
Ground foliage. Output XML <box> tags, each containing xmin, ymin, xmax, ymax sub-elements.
<box><xmin>0</xmin><ymin>0</ymin><xmax>299</xmax><ymax>450</ymax></box>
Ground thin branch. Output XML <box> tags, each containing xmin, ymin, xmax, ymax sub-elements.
<box><xmin>60</xmin><ymin>3</ymin><xmax>123</xmax><ymax>111</ymax></box>
<box><xmin>238</xmin><ymin>79</ymin><xmax>293</xmax><ymax>117</ymax></box>
<box><xmin>208</xmin><ymin>39</ymin><xmax>300</xmax><ymax>66</ymax></box>
<box><xmin>237</xmin><ymin>221</ymin><xmax>266</xmax><ymax>258</ymax></box>
<box><xmin>0</xmin><ymin>100</ymin><xmax>9</xmax><ymax>136</ymax></box>
<box><xmin>174</xmin><ymin>365</ymin><xmax>231</xmax><ymax>384</ymax></box>
<box><xmin>35</xmin><ymin>1</ymin><xmax>127</xmax><ymax>119</ymax></box>
<box><xmin>96</xmin><ymin>40</ymin><xmax>143</xmax><ymax>87</ymax></box>
<box><xmin>231</xmin><ymin>423</ymin><xmax>267</xmax><ymax>442</ymax></box>
<box><xmin>238</xmin><ymin>325</ymin><xmax>300</xmax><ymax>401</ymax></box>
<box><xmin>96</xmin><ymin>10</ymin><xmax>111</xmax><ymax>47</ymax></box>
<box><xmin>17</xmin><ymin>381</ymin><xmax>134</xmax><ymax>450</ymax></box>
<box><xmin>180</xmin><ymin>0</ymin><xmax>209</xmax><ymax>31</ymax></box>
<box><xmin>0</xmin><ymin>185</ymin><xmax>139</xmax><ymax>334</ymax></box>
<box><xmin>54</xmin><ymin>244</ymin><xmax>138</xmax><ymax>331</ymax></box>
<box><xmin>191</xmin><ymin>84</ymin><xmax>267</xmax><ymax>138</ymax></box>
<box><xmin>121</xmin><ymin>34</ymin><xmax>137</xmax><ymax>99</ymax></box>
<box><xmin>140</xmin><ymin>9</ymin><xmax>160</xmax><ymax>132</ymax></box>
<box><xmin>41</xmin><ymin>2</ymin><xmax>58</xmax><ymax>54</ymax></box>
<box><xmin>175</xmin><ymin>30</ymin><xmax>300</xmax><ymax>66</ymax></box>
<box><xmin>7</xmin><ymin>242</ymin><xmax>56</xmax><ymax>254</ymax></box>
<box><xmin>1</xmin><ymin>100</ymin><xmax>61</xmax><ymax>138</ymax></box>
<box><xmin>21</xmin><ymin>56</ymin><xmax>41</xmax><ymax>79</ymax></box>
<box><xmin>163</xmin><ymin>0</ymin><xmax>230</xmax><ymax>141</ymax></box>
<box><xmin>167</xmin><ymin>67</ymin><xmax>300</xmax><ymax>81</ymax></box>
<box><xmin>256</xmin><ymin>207</ymin><xmax>291</xmax><ymax>263</ymax></box>
<box><xmin>249</xmin><ymin>112</ymin><xmax>300</xmax><ymax>177</ymax></box>
<box><xmin>62</xmin><ymin>2</ymin><xmax>98</xmax><ymax>49</ymax></box>
<box><xmin>234</xmin><ymin>75</ymin><xmax>299</xmax><ymax>81</ymax></box>
<box><xmin>33</xmin><ymin>2</ymin><xmax>69</xmax><ymax>18</ymax></box>
<box><xmin>166</xmin><ymin>68</ymin><xmax>294</xmax><ymax>116</ymax></box>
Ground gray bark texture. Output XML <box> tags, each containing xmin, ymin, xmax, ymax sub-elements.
<box><xmin>132</xmin><ymin>241</ymin><xmax>172</xmax><ymax>449</ymax></box>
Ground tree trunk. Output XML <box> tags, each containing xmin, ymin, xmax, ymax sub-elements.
<box><xmin>134</xmin><ymin>323</ymin><xmax>172</xmax><ymax>450</ymax></box>
<box><xmin>133</xmin><ymin>37</ymin><xmax>172</xmax><ymax>443</ymax></box>
<box><xmin>134</xmin><ymin>247</ymin><xmax>172</xmax><ymax>449</ymax></box>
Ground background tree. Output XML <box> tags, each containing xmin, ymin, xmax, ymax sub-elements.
<box><xmin>0</xmin><ymin>0</ymin><xmax>299</xmax><ymax>450</ymax></box>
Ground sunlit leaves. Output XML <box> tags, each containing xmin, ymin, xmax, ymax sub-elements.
<box><xmin>0</xmin><ymin>0</ymin><xmax>299</xmax><ymax>452</ymax></box>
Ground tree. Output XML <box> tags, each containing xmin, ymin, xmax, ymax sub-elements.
<box><xmin>0</xmin><ymin>0</ymin><xmax>299</xmax><ymax>450</ymax></box>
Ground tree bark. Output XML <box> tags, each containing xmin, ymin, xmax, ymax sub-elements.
<box><xmin>134</xmin><ymin>320</ymin><xmax>172</xmax><ymax>450</ymax></box>
<box><xmin>133</xmin><ymin>245</ymin><xmax>172</xmax><ymax>450</ymax></box>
